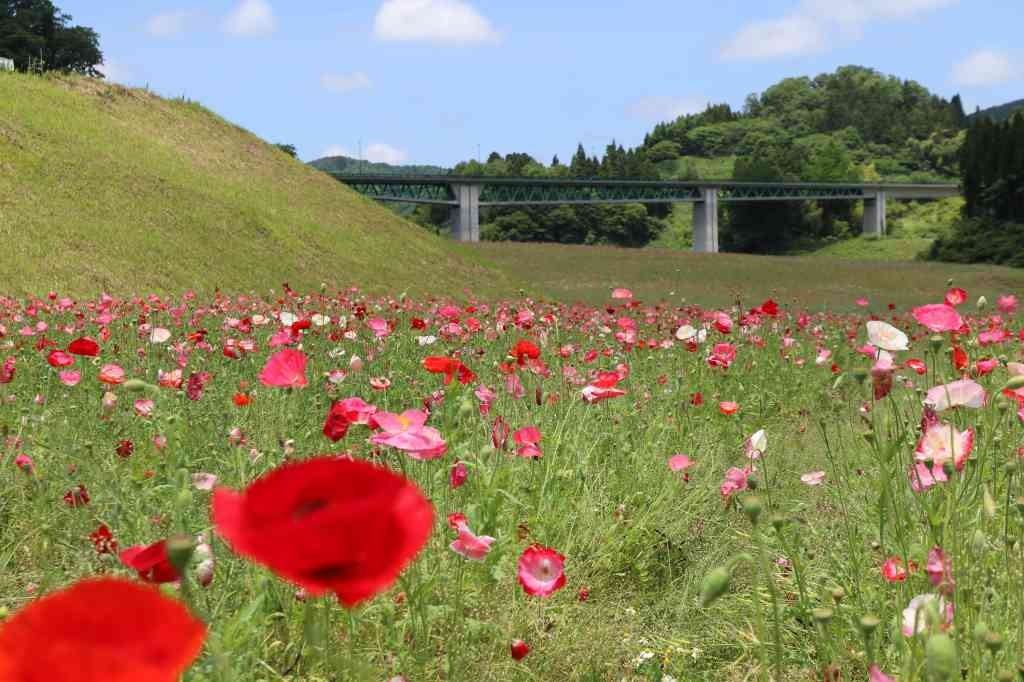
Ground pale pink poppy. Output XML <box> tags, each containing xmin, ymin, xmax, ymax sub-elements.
<box><xmin>901</xmin><ymin>594</ymin><xmax>952</xmax><ymax>636</ymax></box>
<box><xmin>909</xmin><ymin>461</ymin><xmax>948</xmax><ymax>492</ymax></box>
<box><xmin>98</xmin><ymin>364</ymin><xmax>126</xmax><ymax>385</ymax></box>
<box><xmin>349</xmin><ymin>355</ymin><xmax>364</xmax><ymax>372</ymax></box>
<box><xmin>912</xmin><ymin>304</ymin><xmax>963</xmax><ymax>333</ymax></box>
<box><xmin>191</xmin><ymin>472</ymin><xmax>218</xmax><ymax>491</ymax></box>
<box><xmin>447</xmin><ymin>513</ymin><xmax>495</xmax><ymax>561</ymax></box>
<box><xmin>866</xmin><ymin>321</ymin><xmax>908</xmax><ymax>351</ymax></box>
<box><xmin>474</xmin><ymin>384</ymin><xmax>497</xmax><ymax>415</ymax></box>
<box><xmin>149</xmin><ymin>327</ymin><xmax>171</xmax><ymax>344</ymax></box>
<box><xmin>59</xmin><ymin>370</ymin><xmax>81</xmax><ymax>387</ymax></box>
<box><xmin>133</xmin><ymin>399</ymin><xmax>155</xmax><ymax>418</ymax></box>
<box><xmin>268</xmin><ymin>329</ymin><xmax>294</xmax><ymax>347</ymax></box>
<box><xmin>744</xmin><ymin>430</ymin><xmax>767</xmax><ymax>459</ymax></box>
<box><xmin>925</xmin><ymin>546</ymin><xmax>955</xmax><ymax>595</ymax></box>
<box><xmin>611</xmin><ymin>288</ymin><xmax>633</xmax><ymax>300</ymax></box>
<box><xmin>370</xmin><ymin>409</ymin><xmax>447</xmax><ymax>460</ymax></box>
<box><xmin>505</xmin><ymin>373</ymin><xmax>525</xmax><ymax>400</ymax></box>
<box><xmin>800</xmin><ymin>471</ymin><xmax>826</xmax><ymax>486</ymax></box>
<box><xmin>997</xmin><ymin>294</ymin><xmax>1018</xmax><ymax>315</ymax></box>
<box><xmin>517</xmin><ymin>544</ymin><xmax>566</xmax><ymax>597</ymax></box>
<box><xmin>369</xmin><ymin>376</ymin><xmax>391</xmax><ymax>391</ymax></box>
<box><xmin>259</xmin><ymin>349</ymin><xmax>308</xmax><ymax>388</ymax></box>
<box><xmin>924</xmin><ymin>378</ymin><xmax>985</xmax><ymax>411</ymax></box>
<box><xmin>1008</xmin><ymin>362</ymin><xmax>1024</xmax><ymax>377</ymax></box>
<box><xmin>334</xmin><ymin>397</ymin><xmax>377</xmax><ymax>425</ymax></box>
<box><xmin>855</xmin><ymin>298</ymin><xmax>869</xmax><ymax>307</ymax></box>
<box><xmin>815</xmin><ymin>349</ymin><xmax>832</xmax><ymax>366</ymax></box>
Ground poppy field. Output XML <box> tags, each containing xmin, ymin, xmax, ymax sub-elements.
<box><xmin>0</xmin><ymin>285</ymin><xmax>1022</xmax><ymax>681</ymax></box>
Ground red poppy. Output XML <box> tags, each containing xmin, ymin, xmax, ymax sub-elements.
<box><xmin>511</xmin><ymin>639</ymin><xmax>530</xmax><ymax>661</ymax></box>
<box><xmin>212</xmin><ymin>456</ymin><xmax>434</xmax><ymax>606</ymax></box>
<box><xmin>186</xmin><ymin>372</ymin><xmax>212</xmax><ymax>401</ymax></box>
<box><xmin>90</xmin><ymin>525</ymin><xmax>118</xmax><ymax>555</ymax></box>
<box><xmin>63</xmin><ymin>484</ymin><xmax>89</xmax><ymax>507</ymax></box>
<box><xmin>115</xmin><ymin>439</ymin><xmax>134</xmax><ymax>458</ymax></box>
<box><xmin>67</xmin><ymin>337</ymin><xmax>100</xmax><ymax>356</ymax></box>
<box><xmin>450</xmin><ymin>460</ymin><xmax>468</xmax><ymax>489</ymax></box>
<box><xmin>322</xmin><ymin>402</ymin><xmax>351</xmax><ymax>442</ymax></box>
<box><xmin>233</xmin><ymin>393</ymin><xmax>251</xmax><ymax>407</ymax></box>
<box><xmin>718</xmin><ymin>401</ymin><xmax>740</xmax><ymax>415</ymax></box>
<box><xmin>0</xmin><ymin>577</ymin><xmax>205</xmax><ymax>682</ymax></box>
<box><xmin>259</xmin><ymin>349</ymin><xmax>308</xmax><ymax>388</ymax></box>
<box><xmin>510</xmin><ymin>340</ymin><xmax>540</xmax><ymax>365</ymax></box>
<box><xmin>119</xmin><ymin>540</ymin><xmax>180</xmax><ymax>584</ymax></box>
<box><xmin>422</xmin><ymin>356</ymin><xmax>475</xmax><ymax>385</ymax></box>
<box><xmin>951</xmin><ymin>345</ymin><xmax>968</xmax><ymax>372</ymax></box>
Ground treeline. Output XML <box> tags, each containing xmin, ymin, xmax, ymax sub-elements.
<box><xmin>415</xmin><ymin>65</ymin><xmax>969</xmax><ymax>251</ymax></box>
<box><xmin>0</xmin><ymin>1</ymin><xmax>103</xmax><ymax>76</ymax></box>
<box><xmin>929</xmin><ymin>114</ymin><xmax>1024</xmax><ymax>266</ymax></box>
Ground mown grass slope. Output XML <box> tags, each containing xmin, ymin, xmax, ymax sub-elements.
<box><xmin>0</xmin><ymin>73</ymin><xmax>516</xmax><ymax>298</ymax></box>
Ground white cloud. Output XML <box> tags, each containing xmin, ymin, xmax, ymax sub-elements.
<box><xmin>951</xmin><ymin>50</ymin><xmax>1022</xmax><ymax>87</ymax></box>
<box><xmin>145</xmin><ymin>10</ymin><xmax>195</xmax><ymax>38</ymax></box>
<box><xmin>320</xmin><ymin>143</ymin><xmax>409</xmax><ymax>165</ymax></box>
<box><xmin>96</xmin><ymin>61</ymin><xmax>132</xmax><ymax>84</ymax></box>
<box><xmin>720</xmin><ymin>0</ymin><xmax>956</xmax><ymax>61</ymax></box>
<box><xmin>374</xmin><ymin>0</ymin><xmax>499</xmax><ymax>45</ymax></box>
<box><xmin>224</xmin><ymin>0</ymin><xmax>275</xmax><ymax>37</ymax></box>
<box><xmin>625</xmin><ymin>96</ymin><xmax>709</xmax><ymax>122</ymax></box>
<box><xmin>321</xmin><ymin>72</ymin><xmax>372</xmax><ymax>94</ymax></box>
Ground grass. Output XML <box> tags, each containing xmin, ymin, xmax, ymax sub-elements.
<box><xmin>0</xmin><ymin>72</ymin><xmax>517</xmax><ymax>299</ymax></box>
<box><xmin>469</xmin><ymin>241</ymin><xmax>1024</xmax><ymax>310</ymax></box>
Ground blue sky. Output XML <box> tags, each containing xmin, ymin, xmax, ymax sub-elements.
<box><xmin>64</xmin><ymin>0</ymin><xmax>1024</xmax><ymax>167</ymax></box>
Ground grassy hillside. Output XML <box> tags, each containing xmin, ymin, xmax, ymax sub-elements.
<box><xmin>968</xmin><ymin>97</ymin><xmax>1024</xmax><ymax>123</ymax></box>
<box><xmin>0</xmin><ymin>73</ymin><xmax>513</xmax><ymax>298</ymax></box>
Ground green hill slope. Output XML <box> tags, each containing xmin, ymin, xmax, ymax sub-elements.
<box><xmin>968</xmin><ymin>98</ymin><xmax>1024</xmax><ymax>124</ymax></box>
<box><xmin>0</xmin><ymin>73</ymin><xmax>512</xmax><ymax>298</ymax></box>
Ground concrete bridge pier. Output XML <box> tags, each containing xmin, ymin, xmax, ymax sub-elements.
<box><xmin>692</xmin><ymin>188</ymin><xmax>720</xmax><ymax>253</ymax></box>
<box><xmin>449</xmin><ymin>183</ymin><xmax>481</xmax><ymax>242</ymax></box>
<box><xmin>862</xmin><ymin>190</ymin><xmax>888</xmax><ymax>237</ymax></box>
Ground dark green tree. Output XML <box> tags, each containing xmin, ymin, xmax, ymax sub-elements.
<box><xmin>0</xmin><ymin>0</ymin><xmax>103</xmax><ymax>75</ymax></box>
<box><xmin>275</xmin><ymin>143</ymin><xmax>298</xmax><ymax>158</ymax></box>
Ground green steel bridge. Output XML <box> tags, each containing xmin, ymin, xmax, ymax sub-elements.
<box><xmin>332</xmin><ymin>173</ymin><xmax>959</xmax><ymax>252</ymax></box>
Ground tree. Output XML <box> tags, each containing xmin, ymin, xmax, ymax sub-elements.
<box><xmin>950</xmin><ymin>94</ymin><xmax>967</xmax><ymax>129</ymax></box>
<box><xmin>275</xmin><ymin>143</ymin><xmax>298</xmax><ymax>158</ymax></box>
<box><xmin>0</xmin><ymin>1</ymin><xmax>103</xmax><ymax>75</ymax></box>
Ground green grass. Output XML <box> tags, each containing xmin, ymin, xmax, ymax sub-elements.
<box><xmin>469</xmin><ymin>241</ymin><xmax>1024</xmax><ymax>309</ymax></box>
<box><xmin>0</xmin><ymin>72</ymin><xmax>517</xmax><ymax>299</ymax></box>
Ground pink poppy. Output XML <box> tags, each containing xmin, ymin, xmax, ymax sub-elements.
<box><xmin>881</xmin><ymin>557</ymin><xmax>909</xmax><ymax>583</ymax></box>
<box><xmin>581</xmin><ymin>371</ymin><xmax>626</xmax><ymax>403</ymax></box>
<box><xmin>370</xmin><ymin>410</ymin><xmax>447</xmax><ymax>460</ymax></box>
<box><xmin>59</xmin><ymin>370</ymin><xmax>81</xmax><ymax>387</ymax></box>
<box><xmin>450</xmin><ymin>461</ymin><xmax>467</xmax><ymax>489</ymax></box>
<box><xmin>192</xmin><ymin>472</ymin><xmax>219</xmax><ymax>491</ymax></box>
<box><xmin>905</xmin><ymin>359</ymin><xmax>926</xmax><ymax>375</ymax></box>
<box><xmin>909</xmin><ymin>461</ymin><xmax>948</xmax><ymax>492</ymax></box>
<box><xmin>869</xmin><ymin>666</ymin><xmax>894</xmax><ymax>682</ymax></box>
<box><xmin>133</xmin><ymin>399</ymin><xmax>155</xmax><ymax>418</ymax></box>
<box><xmin>912</xmin><ymin>304</ymin><xmax>962</xmax><ymax>333</ymax></box>
<box><xmin>259</xmin><ymin>349</ymin><xmax>308</xmax><ymax>388</ymax></box>
<box><xmin>997</xmin><ymin>294</ymin><xmax>1018</xmax><ymax>315</ymax></box>
<box><xmin>447</xmin><ymin>513</ymin><xmax>495</xmax><ymax>561</ymax></box>
<box><xmin>668</xmin><ymin>454</ymin><xmax>694</xmax><ymax>472</ymax></box>
<box><xmin>149</xmin><ymin>327</ymin><xmax>172</xmax><ymax>344</ymax></box>
<box><xmin>512</xmin><ymin>426</ymin><xmax>542</xmax><ymax>458</ymax></box>
<box><xmin>517</xmin><ymin>544</ymin><xmax>566</xmax><ymax>597</ymax></box>
<box><xmin>611</xmin><ymin>288</ymin><xmax>633</xmax><ymax>300</ymax></box>
<box><xmin>367</xmin><ymin>317</ymin><xmax>391</xmax><ymax>338</ymax></box>
<box><xmin>800</xmin><ymin>471</ymin><xmax>825</xmax><ymax>486</ymax></box>
<box><xmin>855</xmin><ymin>298</ymin><xmax>869</xmax><ymax>307</ymax></box>
<box><xmin>924</xmin><ymin>378</ymin><xmax>985</xmax><ymax>411</ymax></box>
<box><xmin>47</xmin><ymin>350</ymin><xmax>75</xmax><ymax>368</ymax></box>
<box><xmin>707</xmin><ymin>343</ymin><xmax>737</xmax><ymax>369</ymax></box>
<box><xmin>0</xmin><ymin>356</ymin><xmax>14</xmax><ymax>384</ymax></box>
<box><xmin>98</xmin><ymin>364</ymin><xmax>125</xmax><ymax>385</ymax></box>
<box><xmin>369</xmin><ymin>377</ymin><xmax>391</xmax><ymax>391</ymax></box>
<box><xmin>915</xmin><ymin>421</ymin><xmax>973</xmax><ymax>473</ymax></box>
<box><xmin>719</xmin><ymin>466</ymin><xmax>751</xmax><ymax>499</ymax></box>
<box><xmin>925</xmin><ymin>546</ymin><xmax>955</xmax><ymax>595</ymax></box>
<box><xmin>944</xmin><ymin>287</ymin><xmax>967</xmax><ymax>307</ymax></box>
<box><xmin>474</xmin><ymin>384</ymin><xmax>496</xmax><ymax>415</ymax></box>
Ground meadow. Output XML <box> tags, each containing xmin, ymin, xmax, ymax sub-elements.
<box><xmin>1</xmin><ymin>282</ymin><xmax>1021</xmax><ymax>681</ymax></box>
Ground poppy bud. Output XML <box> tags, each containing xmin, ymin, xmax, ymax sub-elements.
<box><xmin>175</xmin><ymin>489</ymin><xmax>193</xmax><ymax>513</ymax></box>
<box><xmin>741</xmin><ymin>495</ymin><xmax>762</xmax><ymax>525</ymax></box>
<box><xmin>812</xmin><ymin>607</ymin><xmax>833</xmax><ymax>624</ymax></box>
<box><xmin>972</xmin><ymin>529</ymin><xmax>987</xmax><ymax>555</ymax></box>
<box><xmin>510</xmin><ymin>639</ymin><xmax>530</xmax><ymax>661</ymax></box>
<box><xmin>698</xmin><ymin>566</ymin><xmax>731</xmax><ymax>607</ymax></box>
<box><xmin>974</xmin><ymin>622</ymin><xmax>990</xmax><ymax>641</ymax></box>
<box><xmin>1005</xmin><ymin>376</ymin><xmax>1024</xmax><ymax>391</ymax></box>
<box><xmin>0</xmin><ymin>606</ymin><xmax>7</xmax><ymax>620</ymax></box>
<box><xmin>124</xmin><ymin>379</ymin><xmax>156</xmax><ymax>393</ymax></box>
<box><xmin>458</xmin><ymin>396</ymin><xmax>474</xmax><ymax>418</ymax></box>
<box><xmin>831</xmin><ymin>587</ymin><xmax>846</xmax><ymax>604</ymax></box>
<box><xmin>977</xmin><ymin>296</ymin><xmax>988</xmax><ymax>311</ymax></box>
<box><xmin>984</xmin><ymin>487</ymin><xmax>997</xmax><ymax>519</ymax></box>
<box><xmin>984</xmin><ymin>631</ymin><xmax>1004</xmax><ymax>654</ymax></box>
<box><xmin>925</xmin><ymin>633</ymin><xmax>957</xmax><ymax>681</ymax></box>
<box><xmin>165</xmin><ymin>534</ymin><xmax>195</xmax><ymax>576</ymax></box>
<box><xmin>858</xmin><ymin>614</ymin><xmax>880</xmax><ymax>634</ymax></box>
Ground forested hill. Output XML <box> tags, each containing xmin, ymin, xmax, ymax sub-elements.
<box><xmin>968</xmin><ymin>98</ymin><xmax>1024</xmax><ymax>124</ymax></box>
<box><xmin>642</xmin><ymin>65</ymin><xmax>965</xmax><ymax>183</ymax></box>
<box><xmin>310</xmin><ymin>155</ymin><xmax>448</xmax><ymax>176</ymax></box>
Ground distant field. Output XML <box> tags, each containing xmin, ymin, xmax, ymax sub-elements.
<box><xmin>470</xmin><ymin>241</ymin><xmax>1024</xmax><ymax>309</ymax></box>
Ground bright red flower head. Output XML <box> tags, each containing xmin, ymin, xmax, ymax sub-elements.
<box><xmin>212</xmin><ymin>456</ymin><xmax>434</xmax><ymax>606</ymax></box>
<box><xmin>67</xmin><ymin>337</ymin><xmax>100</xmax><ymax>357</ymax></box>
<box><xmin>47</xmin><ymin>349</ymin><xmax>75</xmax><ymax>368</ymax></box>
<box><xmin>510</xmin><ymin>340</ymin><xmax>540</xmax><ymax>366</ymax></box>
<box><xmin>259</xmin><ymin>348</ymin><xmax>308</xmax><ymax>388</ymax></box>
<box><xmin>510</xmin><ymin>639</ymin><xmax>531</xmax><ymax>661</ymax></box>
<box><xmin>0</xmin><ymin>577</ymin><xmax>205</xmax><ymax>682</ymax></box>
<box><xmin>119</xmin><ymin>540</ymin><xmax>180</xmax><ymax>584</ymax></box>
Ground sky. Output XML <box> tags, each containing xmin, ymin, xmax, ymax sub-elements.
<box><xmin>63</xmin><ymin>0</ymin><xmax>1024</xmax><ymax>167</ymax></box>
